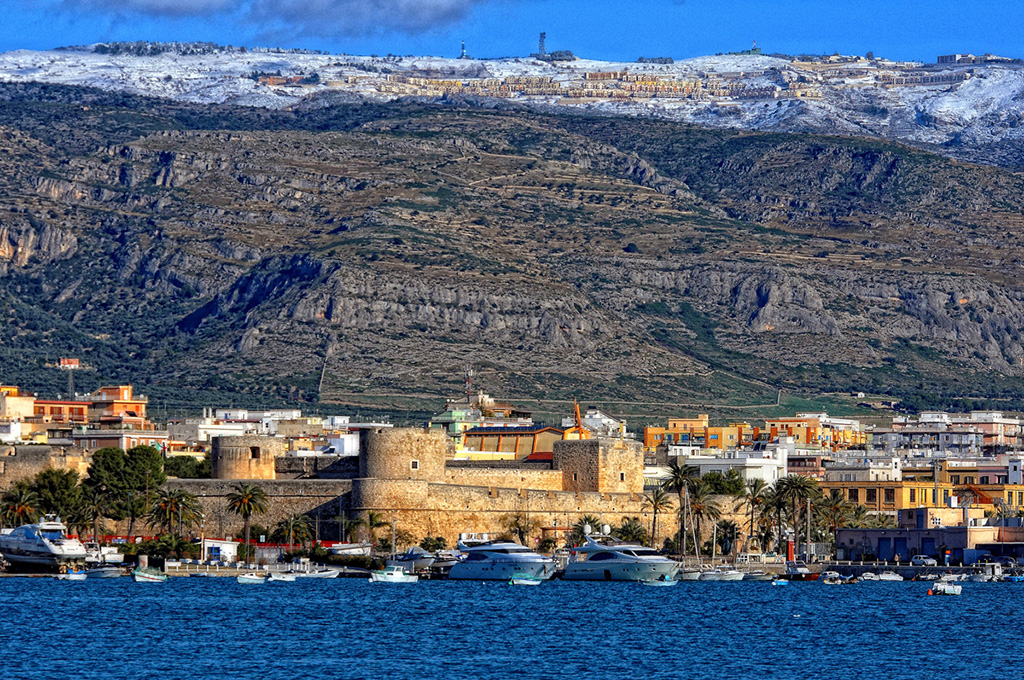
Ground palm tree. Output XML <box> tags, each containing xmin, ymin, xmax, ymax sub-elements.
<box><xmin>662</xmin><ymin>462</ymin><xmax>699</xmax><ymax>556</ymax></box>
<box><xmin>2</xmin><ymin>486</ymin><xmax>42</xmax><ymax>526</ymax></box>
<box><xmin>816</xmin><ymin>489</ymin><xmax>853</xmax><ymax>533</ymax></box>
<box><xmin>273</xmin><ymin>514</ymin><xmax>313</xmax><ymax>549</ymax></box>
<box><xmin>147</xmin><ymin>489</ymin><xmax>203</xmax><ymax>536</ymax></box>
<box><xmin>155</xmin><ymin>533</ymin><xmax>191</xmax><ymax>559</ymax></box>
<box><xmin>79</xmin><ymin>486</ymin><xmax>112</xmax><ymax>544</ymax></box>
<box><xmin>570</xmin><ymin>514</ymin><xmax>602</xmax><ymax>545</ymax></box>
<box><xmin>333</xmin><ymin>514</ymin><xmax>363</xmax><ymax>543</ymax></box>
<box><xmin>742</xmin><ymin>479</ymin><xmax>769</xmax><ymax>552</ymax></box>
<box><xmin>868</xmin><ymin>513</ymin><xmax>897</xmax><ymax>529</ymax></box>
<box><xmin>614</xmin><ymin>516</ymin><xmax>649</xmax><ymax>544</ymax></box>
<box><xmin>364</xmin><ymin>511</ymin><xmax>389</xmax><ymax>545</ymax></box>
<box><xmin>226</xmin><ymin>482</ymin><xmax>268</xmax><ymax>558</ymax></box>
<box><xmin>716</xmin><ymin>519</ymin><xmax>739</xmax><ymax>556</ymax></box>
<box><xmin>848</xmin><ymin>504</ymin><xmax>871</xmax><ymax>528</ymax></box>
<box><xmin>642</xmin><ymin>489</ymin><xmax>674</xmax><ymax>548</ymax></box>
<box><xmin>777</xmin><ymin>475</ymin><xmax>820</xmax><ymax>552</ymax></box>
<box><xmin>686</xmin><ymin>480</ymin><xmax>722</xmax><ymax>554</ymax></box>
<box><xmin>501</xmin><ymin>512</ymin><xmax>541</xmax><ymax>545</ymax></box>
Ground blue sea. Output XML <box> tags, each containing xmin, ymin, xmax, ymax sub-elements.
<box><xmin>0</xmin><ymin>577</ymin><xmax>1011</xmax><ymax>680</ymax></box>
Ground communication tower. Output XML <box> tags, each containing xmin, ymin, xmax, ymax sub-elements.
<box><xmin>58</xmin><ymin>357</ymin><xmax>80</xmax><ymax>396</ymax></box>
<box><xmin>538</xmin><ymin>32</ymin><xmax>546</xmax><ymax>57</ymax></box>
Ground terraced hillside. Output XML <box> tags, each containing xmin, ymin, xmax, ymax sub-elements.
<box><xmin>2</xmin><ymin>83</ymin><xmax>1024</xmax><ymax>421</ymax></box>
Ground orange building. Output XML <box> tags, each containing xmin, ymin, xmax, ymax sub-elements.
<box><xmin>643</xmin><ymin>415</ymin><xmax>758</xmax><ymax>451</ymax></box>
<box><xmin>34</xmin><ymin>399</ymin><xmax>90</xmax><ymax>424</ymax></box>
<box><xmin>765</xmin><ymin>413</ymin><xmax>866</xmax><ymax>451</ymax></box>
<box><xmin>88</xmin><ymin>385</ymin><xmax>149</xmax><ymax>427</ymax></box>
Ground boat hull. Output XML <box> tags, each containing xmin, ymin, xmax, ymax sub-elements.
<box><xmin>562</xmin><ymin>561</ymin><xmax>678</xmax><ymax>582</ymax></box>
<box><xmin>237</xmin><ymin>574</ymin><xmax>267</xmax><ymax>584</ymax></box>
<box><xmin>132</xmin><ymin>569</ymin><xmax>167</xmax><ymax>583</ymax></box>
<box><xmin>85</xmin><ymin>566</ymin><xmax>122</xmax><ymax>579</ymax></box>
<box><xmin>449</xmin><ymin>561</ymin><xmax>554</xmax><ymax>581</ymax></box>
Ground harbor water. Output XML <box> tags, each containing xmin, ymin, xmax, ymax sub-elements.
<box><xmin>0</xmin><ymin>578</ymin><xmax>1011</xmax><ymax>679</ymax></box>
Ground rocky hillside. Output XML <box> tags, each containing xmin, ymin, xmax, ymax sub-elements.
<box><xmin>2</xmin><ymin>83</ymin><xmax>1024</xmax><ymax>420</ymax></box>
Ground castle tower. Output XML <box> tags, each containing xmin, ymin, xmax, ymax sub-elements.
<box><xmin>553</xmin><ymin>437</ymin><xmax>643</xmax><ymax>494</ymax></box>
<box><xmin>211</xmin><ymin>435</ymin><xmax>284</xmax><ymax>480</ymax></box>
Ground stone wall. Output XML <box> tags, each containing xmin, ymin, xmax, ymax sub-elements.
<box><xmin>0</xmin><ymin>445</ymin><xmax>91</xmax><ymax>490</ymax></box>
<box><xmin>274</xmin><ymin>455</ymin><xmax>358</xmax><ymax>479</ymax></box>
<box><xmin>165</xmin><ymin>478</ymin><xmax>351</xmax><ymax>540</ymax></box>
<box><xmin>212</xmin><ymin>435</ymin><xmax>285</xmax><ymax>480</ymax></box>
<box><xmin>443</xmin><ymin>466</ymin><xmax>564</xmax><ymax>491</ymax></box>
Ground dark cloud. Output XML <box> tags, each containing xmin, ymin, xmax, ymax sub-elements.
<box><xmin>66</xmin><ymin>0</ymin><xmax>500</xmax><ymax>35</ymax></box>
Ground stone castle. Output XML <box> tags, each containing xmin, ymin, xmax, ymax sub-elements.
<box><xmin>169</xmin><ymin>427</ymin><xmax>671</xmax><ymax>546</ymax></box>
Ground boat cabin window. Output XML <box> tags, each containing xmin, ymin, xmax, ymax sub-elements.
<box><xmin>40</xmin><ymin>530</ymin><xmax>64</xmax><ymax>541</ymax></box>
<box><xmin>627</xmin><ymin>548</ymin><xmax>661</xmax><ymax>557</ymax></box>
<box><xmin>464</xmin><ymin>553</ymin><xmax>489</xmax><ymax>561</ymax></box>
<box><xmin>588</xmin><ymin>552</ymin><xmax>617</xmax><ymax>561</ymax></box>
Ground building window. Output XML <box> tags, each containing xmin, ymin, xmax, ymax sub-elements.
<box><xmin>980</xmin><ymin>476</ymin><xmax>990</xmax><ymax>484</ymax></box>
<box><xmin>866</xmin><ymin>488</ymin><xmax>877</xmax><ymax>504</ymax></box>
<box><xmin>250</xmin><ymin>447</ymin><xmax>261</xmax><ymax>459</ymax></box>
<box><xmin>411</xmin><ymin>460</ymin><xmax>419</xmax><ymax>470</ymax></box>
<box><xmin>619</xmin><ymin>472</ymin><xmax>625</xmax><ymax>482</ymax></box>
<box><xmin>1019</xmin><ymin>492</ymin><xmax>1023</xmax><ymax>506</ymax></box>
<box><xmin>848</xmin><ymin>489</ymin><xmax>859</xmax><ymax>503</ymax></box>
<box><xmin>884</xmin><ymin>489</ymin><xmax>895</xmax><ymax>504</ymax></box>
<box><xmin>910</xmin><ymin>489</ymin><xmax>916</xmax><ymax>503</ymax></box>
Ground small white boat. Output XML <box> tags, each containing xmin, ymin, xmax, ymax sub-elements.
<box><xmin>294</xmin><ymin>568</ymin><xmax>340</xmax><ymax>579</ymax></box>
<box><xmin>742</xmin><ymin>570</ymin><xmax>774</xmax><ymax>581</ymax></box>
<box><xmin>930</xmin><ymin>581</ymin><xmax>962</xmax><ymax>596</ymax></box>
<box><xmin>236</xmin><ymin>572</ymin><xmax>267</xmax><ymax>585</ymax></box>
<box><xmin>676</xmin><ymin>569</ymin><xmax>701</xmax><ymax>581</ymax></box>
<box><xmin>639</xmin><ymin>577</ymin><xmax>679</xmax><ymax>587</ymax></box>
<box><xmin>55</xmin><ymin>572</ymin><xmax>86</xmax><ymax>581</ymax></box>
<box><xmin>328</xmin><ymin>542</ymin><xmax>373</xmax><ymax>557</ymax></box>
<box><xmin>368</xmin><ymin>565</ymin><xmax>418</xmax><ymax>583</ymax></box>
<box><xmin>859</xmin><ymin>572</ymin><xmax>879</xmax><ymax>581</ymax></box>
<box><xmin>131</xmin><ymin>567</ymin><xmax>167</xmax><ymax>583</ymax></box>
<box><xmin>268</xmin><ymin>572</ymin><xmax>297</xmax><ymax>582</ymax></box>
<box><xmin>878</xmin><ymin>571</ymin><xmax>904</xmax><ymax>582</ymax></box>
<box><xmin>510</xmin><ymin>574</ymin><xmax>544</xmax><ymax>586</ymax></box>
<box><xmin>699</xmin><ymin>568</ymin><xmax>744</xmax><ymax>581</ymax></box>
<box><xmin>85</xmin><ymin>565</ymin><xmax>122</xmax><ymax>579</ymax></box>
<box><xmin>771</xmin><ymin>577</ymin><xmax>788</xmax><ymax>586</ymax></box>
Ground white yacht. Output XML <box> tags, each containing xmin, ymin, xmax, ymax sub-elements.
<box><xmin>386</xmin><ymin>546</ymin><xmax>436</xmax><ymax>573</ymax></box>
<box><xmin>562</xmin><ymin>536</ymin><xmax>680</xmax><ymax>582</ymax></box>
<box><xmin>0</xmin><ymin>515</ymin><xmax>87</xmax><ymax>567</ymax></box>
<box><xmin>84</xmin><ymin>542</ymin><xmax>124</xmax><ymax>564</ymax></box>
<box><xmin>448</xmin><ymin>540</ymin><xmax>555</xmax><ymax>581</ymax></box>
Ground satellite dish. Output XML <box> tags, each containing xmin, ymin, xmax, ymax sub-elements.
<box><xmin>602</xmin><ymin>524</ymin><xmax>611</xmax><ymax>535</ymax></box>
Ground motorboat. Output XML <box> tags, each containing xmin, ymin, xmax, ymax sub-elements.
<box><xmin>328</xmin><ymin>542</ymin><xmax>373</xmax><ymax>557</ymax></box>
<box><xmin>55</xmin><ymin>571</ymin><xmax>86</xmax><ymax>581</ymax></box>
<box><xmin>821</xmin><ymin>571</ymin><xmax>854</xmax><ymax>585</ymax></box>
<box><xmin>131</xmin><ymin>566</ymin><xmax>167</xmax><ymax>583</ymax></box>
<box><xmin>639</xmin><ymin>576</ymin><xmax>679</xmax><ymax>587</ymax></box>
<box><xmin>386</xmin><ymin>546</ymin><xmax>436</xmax><ymax>573</ymax></box>
<box><xmin>562</xmin><ymin>535</ymin><xmax>679</xmax><ymax>582</ymax></box>
<box><xmin>878</xmin><ymin>571</ymin><xmax>904</xmax><ymax>582</ymax></box>
<box><xmin>939</xmin><ymin>573</ymin><xmax>966</xmax><ymax>582</ymax></box>
<box><xmin>0</xmin><ymin>515</ymin><xmax>87</xmax><ymax>568</ymax></box>
<box><xmin>431</xmin><ymin>549</ymin><xmax>464</xmax><ymax>570</ymax></box>
<box><xmin>83</xmin><ymin>542</ymin><xmax>124</xmax><ymax>564</ymax></box>
<box><xmin>509</xmin><ymin>572</ymin><xmax>543</xmax><ymax>586</ymax></box>
<box><xmin>698</xmin><ymin>568</ymin><xmax>744</xmax><ymax>581</ymax></box>
<box><xmin>368</xmin><ymin>565</ymin><xmax>418</xmax><ymax>583</ymax></box>
<box><xmin>448</xmin><ymin>540</ymin><xmax>555</xmax><ymax>581</ymax></box>
<box><xmin>85</xmin><ymin>564</ymin><xmax>123</xmax><ymax>579</ymax></box>
<box><xmin>771</xmin><ymin>577</ymin><xmax>788</xmax><ymax>586</ymax></box>
<box><xmin>294</xmin><ymin>568</ymin><xmax>340</xmax><ymax>579</ymax></box>
<box><xmin>860</xmin><ymin>572</ymin><xmax>879</xmax><ymax>581</ymax></box>
<box><xmin>742</xmin><ymin>570</ymin><xmax>775</xmax><ymax>581</ymax></box>
<box><xmin>676</xmin><ymin>569</ymin><xmax>701</xmax><ymax>581</ymax></box>
<box><xmin>268</xmin><ymin>572</ymin><xmax>297</xmax><ymax>582</ymax></box>
<box><xmin>236</xmin><ymin>572</ymin><xmax>267</xmax><ymax>584</ymax></box>
<box><xmin>930</xmin><ymin>581</ymin><xmax>962</xmax><ymax>596</ymax></box>
<box><xmin>784</xmin><ymin>561</ymin><xmax>819</xmax><ymax>582</ymax></box>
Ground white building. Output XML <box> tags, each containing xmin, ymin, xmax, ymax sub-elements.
<box><xmin>561</xmin><ymin>408</ymin><xmax>632</xmax><ymax>438</ymax></box>
<box><xmin>650</xmin><ymin>437</ymin><xmax>794</xmax><ymax>486</ymax></box>
<box><xmin>824</xmin><ymin>456</ymin><xmax>902</xmax><ymax>482</ymax></box>
<box><xmin>0</xmin><ymin>419</ymin><xmax>22</xmax><ymax>444</ymax></box>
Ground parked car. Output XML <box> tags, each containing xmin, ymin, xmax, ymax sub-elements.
<box><xmin>910</xmin><ymin>555</ymin><xmax>938</xmax><ymax>567</ymax></box>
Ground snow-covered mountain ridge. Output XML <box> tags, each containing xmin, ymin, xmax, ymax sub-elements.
<box><xmin>3</xmin><ymin>46</ymin><xmax>1024</xmax><ymax>166</ymax></box>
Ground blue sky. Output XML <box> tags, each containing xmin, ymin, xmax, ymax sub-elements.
<box><xmin>0</xmin><ymin>0</ymin><xmax>1018</xmax><ymax>63</ymax></box>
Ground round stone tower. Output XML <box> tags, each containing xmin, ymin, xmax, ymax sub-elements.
<box><xmin>359</xmin><ymin>427</ymin><xmax>447</xmax><ymax>482</ymax></box>
<box><xmin>211</xmin><ymin>435</ymin><xmax>284</xmax><ymax>480</ymax></box>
